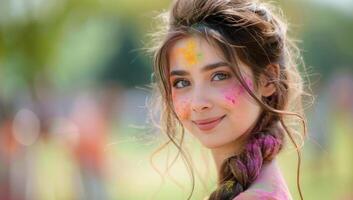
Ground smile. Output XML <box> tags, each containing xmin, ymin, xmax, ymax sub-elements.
<box><xmin>192</xmin><ymin>115</ymin><xmax>226</xmax><ymax>131</ymax></box>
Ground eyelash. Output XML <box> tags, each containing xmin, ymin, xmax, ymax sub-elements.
<box><xmin>172</xmin><ymin>79</ymin><xmax>190</xmax><ymax>89</ymax></box>
<box><xmin>172</xmin><ymin>72</ymin><xmax>231</xmax><ymax>89</ymax></box>
<box><xmin>211</xmin><ymin>72</ymin><xmax>231</xmax><ymax>81</ymax></box>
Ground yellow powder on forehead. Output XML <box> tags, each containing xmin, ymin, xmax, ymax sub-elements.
<box><xmin>182</xmin><ymin>39</ymin><xmax>197</xmax><ymax>65</ymax></box>
<box><xmin>177</xmin><ymin>38</ymin><xmax>202</xmax><ymax>66</ymax></box>
<box><xmin>169</xmin><ymin>38</ymin><xmax>203</xmax><ymax>67</ymax></box>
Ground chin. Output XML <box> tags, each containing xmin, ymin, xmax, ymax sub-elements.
<box><xmin>199</xmin><ymin>139</ymin><xmax>227</xmax><ymax>149</ymax></box>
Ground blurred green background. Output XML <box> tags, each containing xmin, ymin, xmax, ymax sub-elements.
<box><xmin>0</xmin><ymin>0</ymin><xmax>352</xmax><ymax>199</ymax></box>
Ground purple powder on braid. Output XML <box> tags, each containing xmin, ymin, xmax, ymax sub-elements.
<box><xmin>217</xmin><ymin>131</ymin><xmax>283</xmax><ymax>199</ymax></box>
<box><xmin>244</xmin><ymin>142</ymin><xmax>262</xmax><ymax>182</ymax></box>
<box><xmin>256</xmin><ymin>134</ymin><xmax>282</xmax><ymax>162</ymax></box>
<box><xmin>234</xmin><ymin>159</ymin><xmax>248</xmax><ymax>184</ymax></box>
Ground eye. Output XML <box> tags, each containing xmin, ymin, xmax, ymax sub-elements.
<box><xmin>173</xmin><ymin>79</ymin><xmax>191</xmax><ymax>89</ymax></box>
<box><xmin>212</xmin><ymin>72</ymin><xmax>230</xmax><ymax>81</ymax></box>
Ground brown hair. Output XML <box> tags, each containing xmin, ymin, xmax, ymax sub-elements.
<box><xmin>149</xmin><ymin>0</ymin><xmax>309</xmax><ymax>199</ymax></box>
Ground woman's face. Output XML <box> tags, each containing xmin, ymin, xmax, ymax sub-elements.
<box><xmin>168</xmin><ymin>36</ymin><xmax>262</xmax><ymax>150</ymax></box>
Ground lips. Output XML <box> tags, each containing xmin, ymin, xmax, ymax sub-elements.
<box><xmin>192</xmin><ymin>115</ymin><xmax>226</xmax><ymax>131</ymax></box>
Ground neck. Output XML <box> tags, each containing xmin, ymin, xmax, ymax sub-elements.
<box><xmin>210</xmin><ymin>134</ymin><xmax>248</xmax><ymax>182</ymax></box>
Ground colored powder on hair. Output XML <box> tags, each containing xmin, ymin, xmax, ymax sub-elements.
<box><xmin>225</xmin><ymin>180</ymin><xmax>235</xmax><ymax>193</ymax></box>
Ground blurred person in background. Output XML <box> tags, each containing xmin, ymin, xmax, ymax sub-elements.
<box><xmin>327</xmin><ymin>72</ymin><xmax>353</xmax><ymax>198</ymax></box>
<box><xmin>69</xmin><ymin>92</ymin><xmax>108</xmax><ymax>200</ymax></box>
<box><xmin>68</xmin><ymin>85</ymin><xmax>119</xmax><ymax>200</ymax></box>
<box><xmin>0</xmin><ymin>101</ymin><xmax>17</xmax><ymax>200</ymax></box>
<box><xmin>309</xmin><ymin>71</ymin><xmax>353</xmax><ymax>199</ymax></box>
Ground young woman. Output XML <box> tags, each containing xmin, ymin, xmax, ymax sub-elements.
<box><xmin>150</xmin><ymin>0</ymin><xmax>308</xmax><ymax>199</ymax></box>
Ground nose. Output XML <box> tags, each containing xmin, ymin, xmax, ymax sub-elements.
<box><xmin>191</xmin><ymin>89</ymin><xmax>213</xmax><ymax>113</ymax></box>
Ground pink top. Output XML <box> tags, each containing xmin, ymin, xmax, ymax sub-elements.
<box><xmin>233</xmin><ymin>159</ymin><xmax>293</xmax><ymax>200</ymax></box>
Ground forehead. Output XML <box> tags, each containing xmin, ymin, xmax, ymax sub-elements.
<box><xmin>168</xmin><ymin>36</ymin><xmax>224</xmax><ymax>67</ymax></box>
<box><xmin>170</xmin><ymin>36</ymin><xmax>216</xmax><ymax>53</ymax></box>
<box><xmin>168</xmin><ymin>35</ymin><xmax>252</xmax><ymax>76</ymax></box>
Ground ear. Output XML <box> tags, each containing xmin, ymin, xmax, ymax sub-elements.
<box><xmin>258</xmin><ymin>64</ymin><xmax>280</xmax><ymax>97</ymax></box>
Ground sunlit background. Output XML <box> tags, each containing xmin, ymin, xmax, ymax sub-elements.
<box><xmin>0</xmin><ymin>0</ymin><xmax>352</xmax><ymax>199</ymax></box>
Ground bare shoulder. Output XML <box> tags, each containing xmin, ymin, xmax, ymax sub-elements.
<box><xmin>233</xmin><ymin>159</ymin><xmax>293</xmax><ymax>200</ymax></box>
<box><xmin>233</xmin><ymin>190</ymin><xmax>282</xmax><ymax>200</ymax></box>
<box><xmin>233</xmin><ymin>189</ymin><xmax>291</xmax><ymax>200</ymax></box>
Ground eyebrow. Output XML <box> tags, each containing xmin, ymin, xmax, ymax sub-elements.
<box><xmin>170</xmin><ymin>61</ymin><xmax>229</xmax><ymax>77</ymax></box>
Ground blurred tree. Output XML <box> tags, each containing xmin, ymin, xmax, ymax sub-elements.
<box><xmin>0</xmin><ymin>0</ymin><xmax>170</xmax><ymax>100</ymax></box>
<box><xmin>279</xmin><ymin>0</ymin><xmax>353</xmax><ymax>83</ymax></box>
<box><xmin>99</xmin><ymin>23</ymin><xmax>151</xmax><ymax>88</ymax></box>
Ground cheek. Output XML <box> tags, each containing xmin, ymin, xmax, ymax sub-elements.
<box><xmin>237</xmin><ymin>77</ymin><xmax>254</xmax><ymax>94</ymax></box>
<box><xmin>222</xmin><ymin>85</ymin><xmax>239</xmax><ymax>105</ymax></box>
<box><xmin>221</xmin><ymin>84</ymin><xmax>243</xmax><ymax>106</ymax></box>
<box><xmin>172</xmin><ymin>92</ymin><xmax>191</xmax><ymax>120</ymax></box>
<box><xmin>221</xmin><ymin>78</ymin><xmax>254</xmax><ymax>106</ymax></box>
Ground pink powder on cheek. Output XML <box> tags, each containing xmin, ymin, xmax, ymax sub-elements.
<box><xmin>245</xmin><ymin>77</ymin><xmax>254</xmax><ymax>91</ymax></box>
<box><xmin>222</xmin><ymin>84</ymin><xmax>241</xmax><ymax>105</ymax></box>
<box><xmin>221</xmin><ymin>77</ymin><xmax>254</xmax><ymax>106</ymax></box>
<box><xmin>238</xmin><ymin>76</ymin><xmax>254</xmax><ymax>94</ymax></box>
